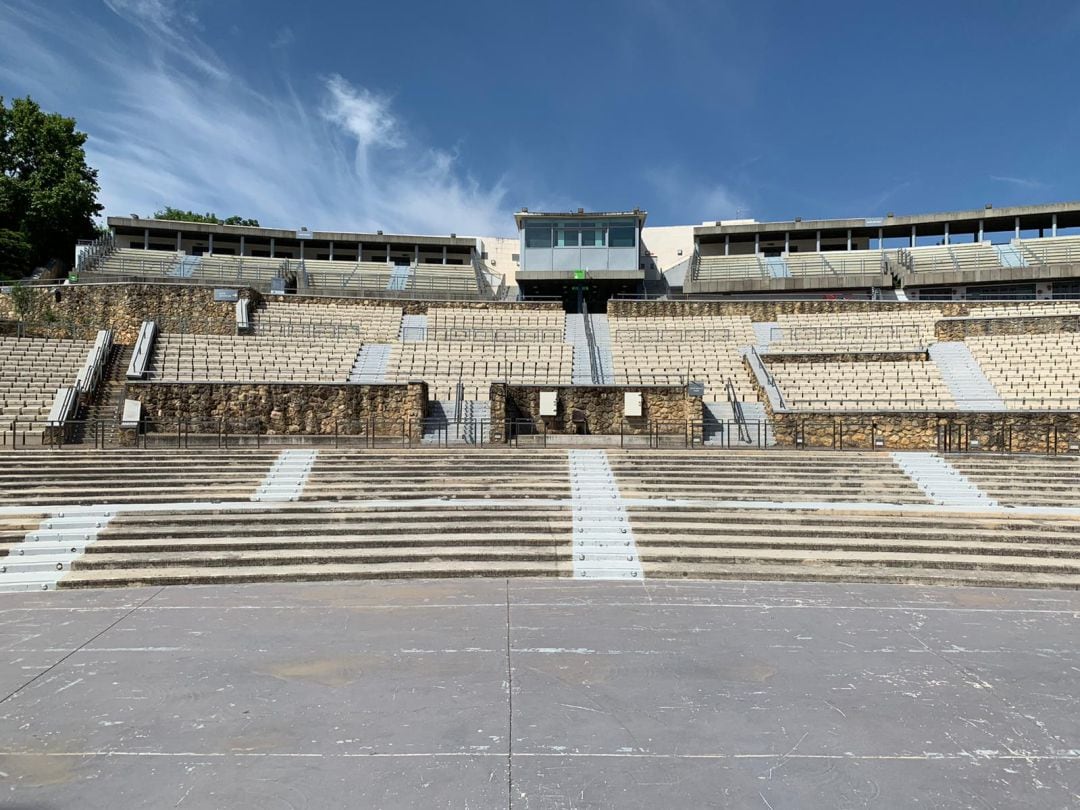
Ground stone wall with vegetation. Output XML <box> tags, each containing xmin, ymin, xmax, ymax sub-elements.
<box><xmin>489</xmin><ymin>383</ymin><xmax>698</xmax><ymax>441</ymax></box>
<box><xmin>127</xmin><ymin>380</ymin><xmax>427</xmax><ymax>435</ymax></box>
<box><xmin>0</xmin><ymin>283</ymin><xmax>247</xmax><ymax>342</ymax></box>
<box><xmin>763</xmin><ymin>351</ymin><xmax>928</xmax><ymax>365</ymax></box>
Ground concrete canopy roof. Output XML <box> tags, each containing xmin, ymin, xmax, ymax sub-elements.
<box><xmin>514</xmin><ymin>210</ymin><xmax>647</xmax><ymax>229</ymax></box>
<box><xmin>107</xmin><ymin>217</ymin><xmax>477</xmax><ymax>248</ymax></box>
<box><xmin>694</xmin><ymin>201</ymin><xmax>1080</xmax><ymax>243</ymax></box>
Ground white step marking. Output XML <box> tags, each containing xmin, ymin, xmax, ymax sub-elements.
<box><xmin>891</xmin><ymin>452</ymin><xmax>998</xmax><ymax>509</ymax></box>
<box><xmin>0</xmin><ymin>509</ymin><xmax>115</xmax><ymax>592</ymax></box>
<box><xmin>251</xmin><ymin>450</ymin><xmax>318</xmax><ymax>502</ymax></box>
<box><xmin>568</xmin><ymin>450</ymin><xmax>643</xmax><ymax>580</ymax></box>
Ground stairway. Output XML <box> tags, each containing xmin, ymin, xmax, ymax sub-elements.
<box><xmin>421</xmin><ymin>400</ymin><xmax>491</xmax><ymax>445</ymax></box>
<box><xmin>78</xmin><ymin>344</ymin><xmax>134</xmax><ymax>447</ymax></box>
<box><xmin>349</xmin><ymin>344</ymin><xmax>391</xmax><ymax>383</ymax></box>
<box><xmin>928</xmin><ymin>342</ymin><xmax>1006</xmax><ymax>411</ymax></box>
<box><xmin>995</xmin><ymin>244</ymin><xmax>1028</xmax><ymax>268</ymax></box>
<box><xmin>565</xmin><ymin>313</ymin><xmax>594</xmax><ymax>384</ymax></box>
<box><xmin>891</xmin><ymin>452</ymin><xmax>998</xmax><ymax>509</ymax></box>
<box><xmin>752</xmin><ymin>322</ymin><xmax>777</xmax><ymax>351</ymax></box>
<box><xmin>400</xmin><ymin>314</ymin><xmax>427</xmax><ymax>342</ymax></box>
<box><xmin>387</xmin><ymin>263</ymin><xmax>413</xmax><ymax>291</ymax></box>
<box><xmin>764</xmin><ymin>256</ymin><xmax>790</xmax><ymax>278</ymax></box>
<box><xmin>588</xmin><ymin>314</ymin><xmax>615</xmax><ymax>384</ymax></box>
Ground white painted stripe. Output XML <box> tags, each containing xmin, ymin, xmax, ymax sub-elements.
<box><xmin>568</xmin><ymin>449</ymin><xmax>643</xmax><ymax>580</ymax></box>
<box><xmin>251</xmin><ymin>449</ymin><xmax>318</xmax><ymax>502</ymax></box>
<box><xmin>891</xmin><ymin>452</ymin><xmax>998</xmax><ymax>508</ymax></box>
<box><xmin>0</xmin><ymin>509</ymin><xmax>115</xmax><ymax>592</ymax></box>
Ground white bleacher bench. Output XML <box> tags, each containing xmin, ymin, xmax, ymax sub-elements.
<box><xmin>127</xmin><ymin>321</ymin><xmax>158</xmax><ymax>380</ymax></box>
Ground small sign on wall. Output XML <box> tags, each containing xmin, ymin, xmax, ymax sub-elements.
<box><xmin>539</xmin><ymin>390</ymin><xmax>558</xmax><ymax>416</ymax></box>
<box><xmin>213</xmin><ymin>288</ymin><xmax>239</xmax><ymax>302</ymax></box>
<box><xmin>624</xmin><ymin>391</ymin><xmax>643</xmax><ymax>417</ymax></box>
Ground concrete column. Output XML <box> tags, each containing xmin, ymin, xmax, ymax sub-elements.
<box><xmin>846</xmin><ymin>229</ymin><xmax>852</xmax><ymax>251</ymax></box>
<box><xmin>357</xmin><ymin>242</ymin><xmax>362</xmax><ymax>262</ymax></box>
<box><xmin>754</xmin><ymin>233</ymin><xmax>760</xmax><ymax>255</ymax></box>
<box><xmin>176</xmin><ymin>230</ymin><xmax>181</xmax><ymax>251</ymax></box>
<box><xmin>877</xmin><ymin>228</ymin><xmax>883</xmax><ymax>250</ymax></box>
<box><xmin>239</xmin><ymin>235</ymin><xmax>245</xmax><ymax>257</ymax></box>
<box><xmin>386</xmin><ymin>244</ymin><xmax>392</xmax><ymax>265</ymax></box>
<box><xmin>329</xmin><ymin>240</ymin><xmax>334</xmax><ymax>261</ymax></box>
<box><xmin>300</xmin><ymin>241</ymin><xmax>304</xmax><ymax>262</ymax></box>
<box><xmin>143</xmin><ymin>228</ymin><xmax>149</xmax><ymax>250</ymax></box>
<box><xmin>724</xmin><ymin>235</ymin><xmax>729</xmax><ymax>256</ymax></box>
<box><xmin>1053</xmin><ymin>214</ymin><xmax>1058</xmax><ymax>237</ymax></box>
<box><xmin>270</xmin><ymin>238</ymin><xmax>275</xmax><ymax>258</ymax></box>
<box><xmin>208</xmin><ymin>233</ymin><xmax>213</xmax><ymax>256</ymax></box>
<box><xmin>415</xmin><ymin>244</ymin><xmax>420</xmax><ymax>265</ymax></box>
<box><xmin>978</xmin><ymin>219</ymin><xmax>984</xmax><ymax>242</ymax></box>
<box><xmin>1015</xmin><ymin>217</ymin><xmax>1020</xmax><ymax>239</ymax></box>
<box><xmin>442</xmin><ymin>245</ymin><xmax>448</xmax><ymax>265</ymax></box>
<box><xmin>784</xmin><ymin>232</ymin><xmax>789</xmax><ymax>254</ymax></box>
<box><xmin>911</xmin><ymin>225</ymin><xmax>916</xmax><ymax>248</ymax></box>
<box><xmin>943</xmin><ymin>223</ymin><xmax>949</xmax><ymax>246</ymax></box>
<box><xmin>815</xmin><ymin>230</ymin><xmax>821</xmax><ymax>252</ymax></box>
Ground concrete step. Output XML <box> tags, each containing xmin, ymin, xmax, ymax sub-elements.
<box><xmin>60</xmin><ymin>560</ymin><xmax>572</xmax><ymax>589</ymax></box>
<box><xmin>642</xmin><ymin>561</ymin><xmax>1080</xmax><ymax>590</ymax></box>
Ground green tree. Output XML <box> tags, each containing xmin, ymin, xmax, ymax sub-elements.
<box><xmin>0</xmin><ymin>228</ymin><xmax>32</xmax><ymax>280</ymax></box>
<box><xmin>0</xmin><ymin>97</ymin><xmax>102</xmax><ymax>275</ymax></box>
<box><xmin>153</xmin><ymin>207</ymin><xmax>260</xmax><ymax>227</ymax></box>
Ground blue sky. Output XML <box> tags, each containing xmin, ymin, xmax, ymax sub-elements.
<box><xmin>1</xmin><ymin>1</ymin><xmax>1078</xmax><ymax>236</ymax></box>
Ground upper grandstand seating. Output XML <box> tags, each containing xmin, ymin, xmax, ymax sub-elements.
<box><xmin>770</xmin><ymin>359</ymin><xmax>955</xmax><ymax>411</ymax></box>
<box><xmin>901</xmin><ymin>242</ymin><xmax>1002</xmax><ymax>274</ymax></box>
<box><xmin>966</xmin><ymin>333</ymin><xmax>1080</xmax><ymax>409</ymax></box>
<box><xmin>90</xmin><ymin>248</ymin><xmax>290</xmax><ymax>284</ymax></box>
<box><xmin>695</xmin><ymin>249</ymin><xmax>886</xmax><ymax>281</ymax></box>
<box><xmin>1</xmin><ymin>336</ymin><xmax>94</xmax><ymax>429</ymax></box>
<box><xmin>608</xmin><ymin>315</ymin><xmax>758</xmax><ymax>401</ymax></box>
<box><xmin>768</xmin><ymin>309</ymin><xmax>942</xmax><ymax>353</ymax></box>
<box><xmin>148</xmin><ymin>333</ymin><xmax>357</xmax><ymax>382</ymax></box>
<box><xmin>1018</xmin><ymin>235</ymin><xmax>1080</xmax><ymax>267</ymax></box>
<box><xmin>302</xmin><ymin>260</ymin><xmax>481</xmax><ymax>297</ymax></box>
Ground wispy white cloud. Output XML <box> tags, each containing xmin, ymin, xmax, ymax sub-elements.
<box><xmin>270</xmin><ymin>26</ymin><xmax>295</xmax><ymax>49</ymax></box>
<box><xmin>989</xmin><ymin>174</ymin><xmax>1046</xmax><ymax>190</ymax></box>
<box><xmin>0</xmin><ymin>0</ymin><xmax>514</xmax><ymax>236</ymax></box>
<box><xmin>644</xmin><ymin>165</ymin><xmax>745</xmax><ymax>224</ymax></box>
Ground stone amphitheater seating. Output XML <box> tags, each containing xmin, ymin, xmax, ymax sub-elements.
<box><xmin>252</xmin><ymin>300</ymin><xmax>403</xmax><ymax>341</ymax></box>
<box><xmin>1018</xmin><ymin>235</ymin><xmax>1080</xmax><ymax>266</ymax></box>
<box><xmin>607</xmin><ymin>450</ymin><xmax>930</xmax><ymax>503</ymax></box>
<box><xmin>629</xmin><ymin>505</ymin><xmax>1080</xmax><ymax>588</ymax></box>
<box><xmin>427</xmin><ymin>307</ymin><xmax>566</xmax><ymax>333</ymax></box>
<box><xmin>905</xmin><ymin>242</ymin><xmax>1001</xmax><ymax>273</ymax></box>
<box><xmin>0</xmin><ymin>450</ymin><xmax>280</xmax><ymax>505</ymax></box>
<box><xmin>5</xmin><ymin>449</ymin><xmax>1080</xmax><ymax>590</ymax></box>
<box><xmin>769</xmin><ymin>359</ymin><xmax>955</xmax><ymax>410</ymax></box>
<box><xmin>148</xmin><ymin>333</ymin><xmax>357</xmax><ymax>382</ymax></box>
<box><xmin>608</xmin><ymin>315</ymin><xmax>758</xmax><ymax>402</ymax></box>
<box><xmin>970</xmin><ymin>301</ymin><xmax>1080</xmax><ymax>318</ymax></box>
<box><xmin>0</xmin><ymin>336</ymin><xmax>94</xmax><ymax>433</ymax></box>
<box><xmin>946</xmin><ymin>455</ymin><xmax>1080</xmax><ymax>507</ymax></box>
<box><xmin>769</xmin><ymin>310</ymin><xmax>942</xmax><ymax>353</ymax></box>
<box><xmin>966</xmin><ymin>333</ymin><xmax>1080</xmax><ymax>409</ymax></box>
<box><xmin>304</xmin><ymin>260</ymin><xmax>480</xmax><ymax>297</ymax></box>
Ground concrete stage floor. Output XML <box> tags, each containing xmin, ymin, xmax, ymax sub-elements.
<box><xmin>0</xmin><ymin>579</ymin><xmax>1078</xmax><ymax>808</ymax></box>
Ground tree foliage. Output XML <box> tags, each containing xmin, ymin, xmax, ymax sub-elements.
<box><xmin>0</xmin><ymin>96</ymin><xmax>102</xmax><ymax>275</ymax></box>
<box><xmin>153</xmin><ymin>207</ymin><xmax>260</xmax><ymax>227</ymax></box>
<box><xmin>0</xmin><ymin>228</ymin><xmax>32</xmax><ymax>280</ymax></box>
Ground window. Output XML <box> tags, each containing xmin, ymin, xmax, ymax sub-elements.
<box><xmin>557</xmin><ymin>224</ymin><xmax>579</xmax><ymax>247</ymax></box>
<box><xmin>608</xmin><ymin>219</ymin><xmax>636</xmax><ymax>248</ymax></box>
<box><xmin>580</xmin><ymin>223</ymin><xmax>604</xmax><ymax>247</ymax></box>
<box><xmin>525</xmin><ymin>225</ymin><xmax>552</xmax><ymax>248</ymax></box>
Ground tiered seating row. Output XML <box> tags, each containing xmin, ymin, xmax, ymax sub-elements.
<box><xmin>148</xmin><ymin>334</ymin><xmax>358</xmax><ymax>383</ymax></box>
<box><xmin>966</xmin><ymin>333</ymin><xmax>1080</xmax><ymax>409</ymax></box>
<box><xmin>770</xmin><ymin>360</ymin><xmax>955</xmax><ymax>411</ymax></box>
<box><xmin>252</xmin><ymin>300</ymin><xmax>403</xmax><ymax>341</ymax></box>
<box><xmin>769</xmin><ymin>310</ymin><xmax>942</xmax><ymax>353</ymax></box>
<box><xmin>0</xmin><ymin>336</ymin><xmax>94</xmax><ymax>429</ymax></box>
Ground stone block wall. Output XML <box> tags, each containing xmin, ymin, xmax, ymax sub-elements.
<box><xmin>607</xmin><ymin>299</ymin><xmax>972</xmax><ymax>321</ymax></box>
<box><xmin>936</xmin><ymin>313</ymin><xmax>1080</xmax><ymax>340</ymax></box>
<box><xmin>126</xmin><ymin>380</ymin><xmax>427</xmax><ymax>435</ymax></box>
<box><xmin>489</xmin><ymin>383</ymin><xmax>698</xmax><ymax>441</ymax></box>
<box><xmin>0</xmin><ymin>283</ymin><xmax>247</xmax><ymax>343</ymax></box>
<box><xmin>769</xmin><ymin>410</ymin><xmax>1080</xmax><ymax>453</ymax></box>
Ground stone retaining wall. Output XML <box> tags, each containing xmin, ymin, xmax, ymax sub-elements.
<box><xmin>770</xmin><ymin>410</ymin><xmax>1080</xmax><ymax>453</ymax></box>
<box><xmin>763</xmin><ymin>351</ymin><xmax>928</xmax><ymax>365</ymax></box>
<box><xmin>127</xmin><ymin>380</ymin><xmax>427</xmax><ymax>435</ymax></box>
<box><xmin>935</xmin><ymin>313</ymin><xmax>1080</xmax><ymax>340</ymax></box>
<box><xmin>489</xmin><ymin>383</ymin><xmax>698</xmax><ymax>441</ymax></box>
<box><xmin>607</xmin><ymin>299</ymin><xmax>972</xmax><ymax>320</ymax></box>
